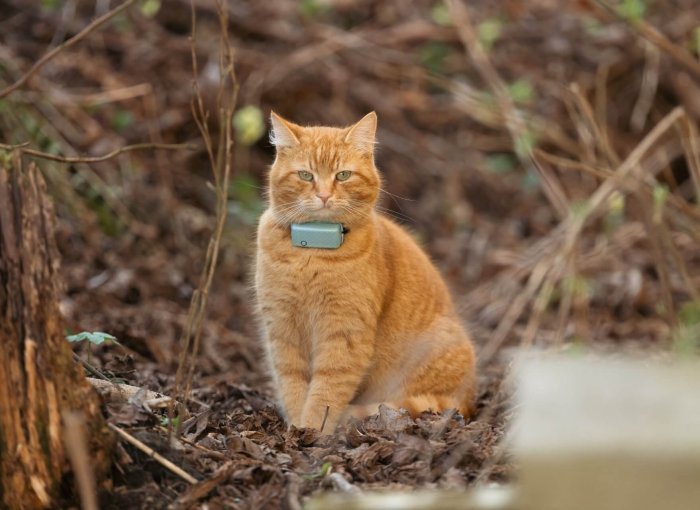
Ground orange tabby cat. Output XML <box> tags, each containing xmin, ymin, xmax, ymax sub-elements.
<box><xmin>255</xmin><ymin>111</ymin><xmax>476</xmax><ymax>431</ymax></box>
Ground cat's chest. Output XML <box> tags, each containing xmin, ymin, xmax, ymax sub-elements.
<box><xmin>260</xmin><ymin>247</ymin><xmax>346</xmax><ymax>289</ymax></box>
<box><xmin>258</xmin><ymin>241</ymin><xmax>368</xmax><ymax>309</ymax></box>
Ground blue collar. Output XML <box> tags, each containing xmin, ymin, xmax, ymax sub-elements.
<box><xmin>291</xmin><ymin>222</ymin><xmax>346</xmax><ymax>249</ymax></box>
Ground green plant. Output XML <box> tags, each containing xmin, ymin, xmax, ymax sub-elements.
<box><xmin>477</xmin><ymin>18</ymin><xmax>503</xmax><ymax>51</ymax></box>
<box><xmin>233</xmin><ymin>105</ymin><xmax>265</xmax><ymax>146</ymax></box>
<box><xmin>486</xmin><ymin>153</ymin><xmax>517</xmax><ymax>174</ymax></box>
<box><xmin>419</xmin><ymin>42</ymin><xmax>450</xmax><ymax>74</ymax></box>
<box><xmin>299</xmin><ymin>0</ymin><xmax>330</xmax><ymax>19</ymax></box>
<box><xmin>616</xmin><ymin>0</ymin><xmax>646</xmax><ymax>22</ymax></box>
<box><xmin>431</xmin><ymin>2</ymin><xmax>451</xmax><ymax>27</ymax></box>
<box><xmin>67</xmin><ymin>331</ymin><xmax>119</xmax><ymax>366</ymax></box>
<box><xmin>672</xmin><ymin>301</ymin><xmax>700</xmax><ymax>355</ymax></box>
<box><xmin>508</xmin><ymin>79</ymin><xmax>535</xmax><ymax>104</ymax></box>
<box><xmin>303</xmin><ymin>462</ymin><xmax>332</xmax><ymax>480</ymax></box>
<box><xmin>139</xmin><ymin>0</ymin><xmax>161</xmax><ymax>18</ymax></box>
<box><xmin>66</xmin><ymin>331</ymin><xmax>118</xmax><ymax>345</ymax></box>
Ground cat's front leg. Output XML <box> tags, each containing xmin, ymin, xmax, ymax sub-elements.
<box><xmin>300</xmin><ymin>327</ymin><xmax>374</xmax><ymax>432</ymax></box>
<box><xmin>264</xmin><ymin>321</ymin><xmax>310</xmax><ymax>427</ymax></box>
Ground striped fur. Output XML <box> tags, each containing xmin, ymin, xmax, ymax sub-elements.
<box><xmin>255</xmin><ymin>113</ymin><xmax>476</xmax><ymax>431</ymax></box>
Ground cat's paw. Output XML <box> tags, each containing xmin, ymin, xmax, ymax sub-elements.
<box><xmin>300</xmin><ymin>408</ymin><xmax>339</xmax><ymax>433</ymax></box>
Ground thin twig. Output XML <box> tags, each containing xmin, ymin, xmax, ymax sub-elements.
<box><xmin>447</xmin><ymin>0</ymin><xmax>569</xmax><ymax>219</ymax></box>
<box><xmin>320</xmin><ymin>405</ymin><xmax>331</xmax><ymax>433</ymax></box>
<box><xmin>679</xmin><ymin>117</ymin><xmax>700</xmax><ymax>204</ymax></box>
<box><xmin>593</xmin><ymin>0</ymin><xmax>700</xmax><ymax>81</ymax></box>
<box><xmin>0</xmin><ymin>142</ymin><xmax>195</xmax><ymax>164</ymax></box>
<box><xmin>630</xmin><ymin>41</ymin><xmax>660</xmax><ymax>133</ymax></box>
<box><xmin>62</xmin><ymin>412</ymin><xmax>99</xmax><ymax>510</ymax></box>
<box><xmin>168</xmin><ymin>0</ymin><xmax>239</xmax><ymax>438</ymax></box>
<box><xmin>108</xmin><ymin>423</ymin><xmax>198</xmax><ymax>484</ymax></box>
<box><xmin>72</xmin><ymin>352</ymin><xmax>110</xmax><ymax>381</ymax></box>
<box><xmin>0</xmin><ymin>0</ymin><xmax>137</xmax><ymax>99</ymax></box>
<box><xmin>478</xmin><ymin>107</ymin><xmax>686</xmax><ymax>363</ymax></box>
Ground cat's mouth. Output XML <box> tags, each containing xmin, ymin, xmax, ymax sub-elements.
<box><xmin>308</xmin><ymin>206</ymin><xmax>338</xmax><ymax>217</ymax></box>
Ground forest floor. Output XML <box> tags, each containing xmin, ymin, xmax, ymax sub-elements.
<box><xmin>2</xmin><ymin>0</ymin><xmax>700</xmax><ymax>508</ymax></box>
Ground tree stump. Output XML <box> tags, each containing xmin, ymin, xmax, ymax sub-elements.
<box><xmin>0</xmin><ymin>153</ymin><xmax>111</xmax><ymax>509</ymax></box>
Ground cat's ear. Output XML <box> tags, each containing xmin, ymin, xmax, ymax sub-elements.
<box><xmin>344</xmin><ymin>112</ymin><xmax>377</xmax><ymax>152</ymax></box>
<box><xmin>270</xmin><ymin>111</ymin><xmax>301</xmax><ymax>148</ymax></box>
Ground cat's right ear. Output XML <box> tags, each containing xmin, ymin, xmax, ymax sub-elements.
<box><xmin>270</xmin><ymin>111</ymin><xmax>301</xmax><ymax>149</ymax></box>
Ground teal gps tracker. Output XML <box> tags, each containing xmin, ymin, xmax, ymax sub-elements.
<box><xmin>291</xmin><ymin>222</ymin><xmax>345</xmax><ymax>249</ymax></box>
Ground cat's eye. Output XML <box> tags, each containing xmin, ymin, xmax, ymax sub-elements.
<box><xmin>298</xmin><ymin>170</ymin><xmax>314</xmax><ymax>182</ymax></box>
<box><xmin>336</xmin><ymin>170</ymin><xmax>352</xmax><ymax>181</ymax></box>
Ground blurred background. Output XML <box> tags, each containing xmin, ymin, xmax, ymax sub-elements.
<box><xmin>2</xmin><ymin>0</ymin><xmax>700</xmax><ymax>505</ymax></box>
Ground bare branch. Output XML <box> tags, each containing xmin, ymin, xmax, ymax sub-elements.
<box><xmin>0</xmin><ymin>0</ymin><xmax>137</xmax><ymax>99</ymax></box>
<box><xmin>168</xmin><ymin>0</ymin><xmax>239</xmax><ymax>438</ymax></box>
<box><xmin>0</xmin><ymin>142</ymin><xmax>195</xmax><ymax>164</ymax></box>
<box><xmin>108</xmin><ymin>424</ymin><xmax>198</xmax><ymax>484</ymax></box>
<box><xmin>593</xmin><ymin>0</ymin><xmax>700</xmax><ymax>81</ymax></box>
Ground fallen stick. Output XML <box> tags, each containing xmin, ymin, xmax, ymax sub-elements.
<box><xmin>87</xmin><ymin>377</ymin><xmax>172</xmax><ymax>411</ymax></box>
<box><xmin>108</xmin><ymin>423</ymin><xmax>198</xmax><ymax>485</ymax></box>
<box><xmin>170</xmin><ymin>460</ymin><xmax>235</xmax><ymax>509</ymax></box>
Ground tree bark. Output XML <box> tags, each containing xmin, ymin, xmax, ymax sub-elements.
<box><xmin>0</xmin><ymin>153</ymin><xmax>111</xmax><ymax>509</ymax></box>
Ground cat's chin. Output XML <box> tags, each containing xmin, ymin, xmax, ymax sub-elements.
<box><xmin>300</xmin><ymin>208</ymin><xmax>345</xmax><ymax>222</ymax></box>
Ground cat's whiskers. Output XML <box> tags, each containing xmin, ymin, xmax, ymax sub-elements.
<box><xmin>379</xmin><ymin>187</ymin><xmax>415</xmax><ymax>203</ymax></box>
<box><xmin>336</xmin><ymin>202</ymin><xmax>368</xmax><ymax>222</ymax></box>
<box><xmin>272</xmin><ymin>202</ymin><xmax>306</xmax><ymax>227</ymax></box>
<box><xmin>374</xmin><ymin>205</ymin><xmax>415</xmax><ymax>224</ymax></box>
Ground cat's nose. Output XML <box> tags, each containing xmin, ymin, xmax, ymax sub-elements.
<box><xmin>316</xmin><ymin>192</ymin><xmax>331</xmax><ymax>205</ymax></box>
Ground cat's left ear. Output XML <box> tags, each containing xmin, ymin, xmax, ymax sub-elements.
<box><xmin>270</xmin><ymin>111</ymin><xmax>301</xmax><ymax>148</ymax></box>
<box><xmin>344</xmin><ymin>112</ymin><xmax>377</xmax><ymax>152</ymax></box>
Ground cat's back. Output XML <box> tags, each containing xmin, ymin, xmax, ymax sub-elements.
<box><xmin>374</xmin><ymin>214</ymin><xmax>455</xmax><ymax>317</ymax></box>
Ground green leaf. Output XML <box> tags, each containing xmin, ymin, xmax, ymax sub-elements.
<box><xmin>111</xmin><ymin>109</ymin><xmax>134</xmax><ymax>133</ymax></box>
<box><xmin>419</xmin><ymin>42</ymin><xmax>450</xmax><ymax>74</ymax></box>
<box><xmin>694</xmin><ymin>26</ymin><xmax>700</xmax><ymax>57</ymax></box>
<box><xmin>616</xmin><ymin>0</ymin><xmax>646</xmax><ymax>22</ymax></box>
<box><xmin>430</xmin><ymin>2</ymin><xmax>451</xmax><ymax>27</ymax></box>
<box><xmin>672</xmin><ymin>324</ymin><xmax>700</xmax><ymax>356</ymax></box>
<box><xmin>508</xmin><ymin>79</ymin><xmax>535</xmax><ymax>104</ymax></box>
<box><xmin>161</xmin><ymin>415</ymin><xmax>181</xmax><ymax>428</ymax></box>
<box><xmin>303</xmin><ymin>461</ymin><xmax>333</xmax><ymax>480</ymax></box>
<box><xmin>563</xmin><ymin>275</ymin><xmax>590</xmax><ymax>299</ymax></box>
<box><xmin>604</xmin><ymin>191</ymin><xmax>625</xmax><ymax>234</ymax></box>
<box><xmin>67</xmin><ymin>331</ymin><xmax>117</xmax><ymax>345</ymax></box>
<box><xmin>477</xmin><ymin>18</ymin><xmax>503</xmax><ymax>51</ymax></box>
<box><xmin>233</xmin><ymin>105</ymin><xmax>265</xmax><ymax>146</ymax></box>
<box><xmin>41</xmin><ymin>0</ymin><xmax>60</xmax><ymax>10</ymax></box>
<box><xmin>521</xmin><ymin>168</ymin><xmax>540</xmax><ymax>191</ymax></box>
<box><xmin>486</xmin><ymin>153</ymin><xmax>517</xmax><ymax>174</ymax></box>
<box><xmin>582</xmin><ymin>16</ymin><xmax>603</xmax><ymax>37</ymax></box>
<box><xmin>299</xmin><ymin>0</ymin><xmax>329</xmax><ymax>19</ymax></box>
<box><xmin>514</xmin><ymin>129</ymin><xmax>537</xmax><ymax>158</ymax></box>
<box><xmin>652</xmin><ymin>183</ymin><xmax>669</xmax><ymax>223</ymax></box>
<box><xmin>570</xmin><ymin>199</ymin><xmax>590</xmax><ymax>219</ymax></box>
<box><xmin>679</xmin><ymin>301</ymin><xmax>700</xmax><ymax>327</ymax></box>
<box><xmin>139</xmin><ymin>0</ymin><xmax>161</xmax><ymax>18</ymax></box>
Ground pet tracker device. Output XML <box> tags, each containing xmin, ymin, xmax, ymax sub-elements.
<box><xmin>291</xmin><ymin>222</ymin><xmax>345</xmax><ymax>249</ymax></box>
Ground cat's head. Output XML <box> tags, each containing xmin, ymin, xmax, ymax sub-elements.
<box><xmin>267</xmin><ymin>112</ymin><xmax>380</xmax><ymax>227</ymax></box>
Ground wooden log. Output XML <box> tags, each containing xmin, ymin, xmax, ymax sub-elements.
<box><xmin>512</xmin><ymin>355</ymin><xmax>700</xmax><ymax>510</ymax></box>
<box><xmin>0</xmin><ymin>154</ymin><xmax>111</xmax><ymax>509</ymax></box>
<box><xmin>304</xmin><ymin>486</ymin><xmax>516</xmax><ymax>510</ymax></box>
